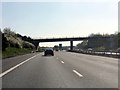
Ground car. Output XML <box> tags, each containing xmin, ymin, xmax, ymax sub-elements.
<box><xmin>44</xmin><ymin>48</ymin><xmax>54</xmax><ymax>56</ymax></box>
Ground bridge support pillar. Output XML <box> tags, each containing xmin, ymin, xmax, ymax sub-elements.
<box><xmin>31</xmin><ymin>41</ymin><xmax>39</xmax><ymax>50</ymax></box>
<box><xmin>70</xmin><ymin>40</ymin><xmax>73</xmax><ymax>51</ymax></box>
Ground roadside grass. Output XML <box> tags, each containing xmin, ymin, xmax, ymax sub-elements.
<box><xmin>2</xmin><ymin>47</ymin><xmax>32</xmax><ymax>59</ymax></box>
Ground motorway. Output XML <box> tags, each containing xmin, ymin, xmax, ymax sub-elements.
<box><xmin>2</xmin><ymin>51</ymin><xmax>118</xmax><ymax>88</ymax></box>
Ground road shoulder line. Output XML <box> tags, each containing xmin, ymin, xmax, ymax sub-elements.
<box><xmin>0</xmin><ymin>54</ymin><xmax>39</xmax><ymax>77</ymax></box>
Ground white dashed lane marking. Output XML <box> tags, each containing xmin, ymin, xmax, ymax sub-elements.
<box><xmin>61</xmin><ymin>61</ymin><xmax>65</xmax><ymax>64</ymax></box>
<box><xmin>73</xmin><ymin>70</ymin><xmax>83</xmax><ymax>77</ymax></box>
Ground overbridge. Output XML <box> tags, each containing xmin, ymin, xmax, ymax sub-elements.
<box><xmin>30</xmin><ymin>37</ymin><xmax>89</xmax><ymax>50</ymax></box>
<box><xmin>29</xmin><ymin>36</ymin><xmax>111</xmax><ymax>51</ymax></box>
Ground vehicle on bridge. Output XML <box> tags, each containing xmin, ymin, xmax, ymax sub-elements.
<box><xmin>44</xmin><ymin>48</ymin><xmax>54</xmax><ymax>56</ymax></box>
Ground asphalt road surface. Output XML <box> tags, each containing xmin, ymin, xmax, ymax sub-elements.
<box><xmin>2</xmin><ymin>51</ymin><xmax>118</xmax><ymax>88</ymax></box>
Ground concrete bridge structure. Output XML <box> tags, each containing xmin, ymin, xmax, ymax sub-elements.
<box><xmin>29</xmin><ymin>36</ymin><xmax>111</xmax><ymax>51</ymax></box>
<box><xmin>30</xmin><ymin>37</ymin><xmax>89</xmax><ymax>51</ymax></box>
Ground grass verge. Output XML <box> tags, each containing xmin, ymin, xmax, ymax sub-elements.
<box><xmin>2</xmin><ymin>47</ymin><xmax>32</xmax><ymax>59</ymax></box>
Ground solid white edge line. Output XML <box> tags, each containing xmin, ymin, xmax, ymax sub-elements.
<box><xmin>73</xmin><ymin>70</ymin><xmax>83</xmax><ymax>77</ymax></box>
<box><xmin>0</xmin><ymin>54</ymin><xmax>39</xmax><ymax>77</ymax></box>
<box><xmin>61</xmin><ymin>61</ymin><xmax>64</xmax><ymax>64</ymax></box>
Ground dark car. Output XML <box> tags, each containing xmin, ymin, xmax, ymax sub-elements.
<box><xmin>44</xmin><ymin>48</ymin><xmax>54</xmax><ymax>56</ymax></box>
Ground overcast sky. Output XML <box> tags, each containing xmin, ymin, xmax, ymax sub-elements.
<box><xmin>1</xmin><ymin>0</ymin><xmax>119</xmax><ymax>47</ymax></box>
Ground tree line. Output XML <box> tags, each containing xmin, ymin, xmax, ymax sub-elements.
<box><xmin>76</xmin><ymin>33</ymin><xmax>120</xmax><ymax>51</ymax></box>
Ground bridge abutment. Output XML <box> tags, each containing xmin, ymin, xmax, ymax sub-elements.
<box><xmin>30</xmin><ymin>41</ymin><xmax>39</xmax><ymax>50</ymax></box>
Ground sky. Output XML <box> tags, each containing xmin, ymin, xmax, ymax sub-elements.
<box><xmin>1</xmin><ymin>0</ymin><xmax>119</xmax><ymax>47</ymax></box>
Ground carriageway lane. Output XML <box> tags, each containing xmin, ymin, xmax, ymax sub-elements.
<box><xmin>55</xmin><ymin>51</ymin><xmax>118</xmax><ymax>88</ymax></box>
<box><xmin>2</xmin><ymin>51</ymin><xmax>118</xmax><ymax>88</ymax></box>
<box><xmin>3</xmin><ymin>53</ymin><xmax>86</xmax><ymax>88</ymax></box>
